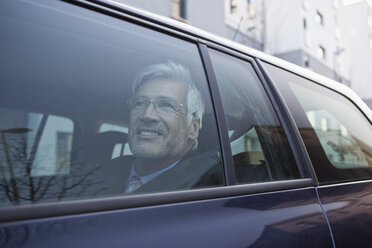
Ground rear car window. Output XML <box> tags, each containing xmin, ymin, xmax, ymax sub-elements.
<box><xmin>263</xmin><ymin>62</ymin><xmax>372</xmax><ymax>183</ymax></box>
<box><xmin>0</xmin><ymin>0</ymin><xmax>223</xmax><ymax>206</ymax></box>
<box><xmin>209</xmin><ymin>49</ymin><xmax>300</xmax><ymax>184</ymax></box>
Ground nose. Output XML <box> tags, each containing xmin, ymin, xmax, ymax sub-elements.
<box><xmin>140</xmin><ymin>102</ymin><xmax>159</xmax><ymax>120</ymax></box>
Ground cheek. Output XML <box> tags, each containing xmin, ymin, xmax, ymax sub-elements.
<box><xmin>129</xmin><ymin>112</ymin><xmax>136</xmax><ymax>123</ymax></box>
<box><xmin>129</xmin><ymin>114</ymin><xmax>138</xmax><ymax>129</ymax></box>
<box><xmin>167</xmin><ymin>118</ymin><xmax>188</xmax><ymax>138</ymax></box>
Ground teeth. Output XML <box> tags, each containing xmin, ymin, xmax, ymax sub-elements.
<box><xmin>140</xmin><ymin>131</ymin><xmax>159</xmax><ymax>136</ymax></box>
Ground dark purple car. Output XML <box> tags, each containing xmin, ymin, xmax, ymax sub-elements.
<box><xmin>1</xmin><ymin>1</ymin><xmax>372</xmax><ymax>247</ymax></box>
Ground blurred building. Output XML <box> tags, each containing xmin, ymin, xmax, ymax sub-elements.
<box><xmin>338</xmin><ymin>0</ymin><xmax>372</xmax><ymax>100</ymax></box>
<box><xmin>116</xmin><ymin>0</ymin><xmax>372</xmax><ymax>101</ymax></box>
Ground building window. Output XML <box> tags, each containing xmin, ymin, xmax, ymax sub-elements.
<box><xmin>304</xmin><ymin>31</ymin><xmax>311</xmax><ymax>47</ymax></box>
<box><xmin>335</xmin><ymin>27</ymin><xmax>341</xmax><ymax>40</ymax></box>
<box><xmin>246</xmin><ymin>0</ymin><xmax>256</xmax><ymax>19</ymax></box>
<box><xmin>318</xmin><ymin>45</ymin><xmax>326</xmax><ymax>59</ymax></box>
<box><xmin>316</xmin><ymin>11</ymin><xmax>324</xmax><ymax>25</ymax></box>
<box><xmin>230</xmin><ymin>0</ymin><xmax>237</xmax><ymax>14</ymax></box>
<box><xmin>303</xmin><ymin>55</ymin><xmax>310</xmax><ymax>67</ymax></box>
<box><xmin>302</xmin><ymin>0</ymin><xmax>309</xmax><ymax>10</ymax></box>
<box><xmin>56</xmin><ymin>131</ymin><xmax>73</xmax><ymax>174</ymax></box>
<box><xmin>172</xmin><ymin>0</ymin><xmax>187</xmax><ymax>21</ymax></box>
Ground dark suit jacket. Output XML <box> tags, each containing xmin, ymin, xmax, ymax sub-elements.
<box><xmin>85</xmin><ymin>151</ymin><xmax>222</xmax><ymax>197</ymax></box>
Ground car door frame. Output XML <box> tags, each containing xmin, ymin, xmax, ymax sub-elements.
<box><xmin>1</xmin><ymin>0</ymin><xmax>325</xmax><ymax>227</ymax></box>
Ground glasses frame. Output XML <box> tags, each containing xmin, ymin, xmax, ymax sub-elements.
<box><xmin>127</xmin><ymin>97</ymin><xmax>188</xmax><ymax>115</ymax></box>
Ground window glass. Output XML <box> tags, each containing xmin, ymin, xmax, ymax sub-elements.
<box><xmin>99</xmin><ymin>124</ymin><xmax>131</xmax><ymax>158</ymax></box>
<box><xmin>0</xmin><ymin>0</ymin><xmax>223</xmax><ymax>206</ymax></box>
<box><xmin>264</xmin><ymin>62</ymin><xmax>372</xmax><ymax>183</ymax></box>
<box><xmin>209</xmin><ymin>49</ymin><xmax>300</xmax><ymax>184</ymax></box>
<box><xmin>0</xmin><ymin>109</ymin><xmax>73</xmax><ymax>177</ymax></box>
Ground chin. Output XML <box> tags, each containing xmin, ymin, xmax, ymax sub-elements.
<box><xmin>132</xmin><ymin>148</ymin><xmax>167</xmax><ymax>159</ymax></box>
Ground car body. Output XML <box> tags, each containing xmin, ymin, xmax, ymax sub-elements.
<box><xmin>0</xmin><ymin>0</ymin><xmax>372</xmax><ymax>247</ymax></box>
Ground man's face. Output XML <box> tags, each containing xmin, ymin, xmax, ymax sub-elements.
<box><xmin>128</xmin><ymin>79</ymin><xmax>199</xmax><ymax>161</ymax></box>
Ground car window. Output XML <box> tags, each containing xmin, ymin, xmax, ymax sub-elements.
<box><xmin>99</xmin><ymin>123</ymin><xmax>131</xmax><ymax>158</ymax></box>
<box><xmin>0</xmin><ymin>109</ymin><xmax>73</xmax><ymax>177</ymax></box>
<box><xmin>208</xmin><ymin>49</ymin><xmax>300</xmax><ymax>184</ymax></box>
<box><xmin>0</xmin><ymin>0</ymin><xmax>223</xmax><ymax>206</ymax></box>
<box><xmin>263</xmin><ymin>62</ymin><xmax>372</xmax><ymax>183</ymax></box>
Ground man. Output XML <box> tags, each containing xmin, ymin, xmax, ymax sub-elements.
<box><xmin>90</xmin><ymin>62</ymin><xmax>222</xmax><ymax>196</ymax></box>
<box><xmin>123</xmin><ymin>61</ymin><xmax>221</xmax><ymax>193</ymax></box>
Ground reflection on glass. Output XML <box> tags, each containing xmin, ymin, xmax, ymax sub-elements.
<box><xmin>0</xmin><ymin>109</ymin><xmax>73</xmax><ymax>178</ymax></box>
<box><xmin>306</xmin><ymin>110</ymin><xmax>368</xmax><ymax>168</ymax></box>
<box><xmin>0</xmin><ymin>109</ymin><xmax>76</xmax><ymax>205</ymax></box>
<box><xmin>0</xmin><ymin>0</ymin><xmax>223</xmax><ymax>206</ymax></box>
<box><xmin>289</xmin><ymin>81</ymin><xmax>372</xmax><ymax>169</ymax></box>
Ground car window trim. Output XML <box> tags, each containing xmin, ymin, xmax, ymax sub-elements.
<box><xmin>0</xmin><ymin>178</ymin><xmax>312</xmax><ymax>223</ymax></box>
<box><xmin>197</xmin><ymin>42</ymin><xmax>235</xmax><ymax>185</ymax></box>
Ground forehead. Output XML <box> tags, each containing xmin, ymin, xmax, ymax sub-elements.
<box><xmin>136</xmin><ymin>79</ymin><xmax>188</xmax><ymax>101</ymax></box>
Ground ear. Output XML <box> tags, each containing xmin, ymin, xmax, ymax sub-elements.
<box><xmin>188</xmin><ymin>118</ymin><xmax>200</xmax><ymax>141</ymax></box>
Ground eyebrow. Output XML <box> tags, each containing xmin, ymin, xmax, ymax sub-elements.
<box><xmin>136</xmin><ymin>95</ymin><xmax>179</xmax><ymax>102</ymax></box>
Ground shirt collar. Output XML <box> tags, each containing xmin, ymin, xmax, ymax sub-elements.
<box><xmin>129</xmin><ymin>158</ymin><xmax>181</xmax><ymax>185</ymax></box>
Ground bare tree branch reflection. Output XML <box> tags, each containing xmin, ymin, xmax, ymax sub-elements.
<box><xmin>0</xmin><ymin>128</ymin><xmax>101</xmax><ymax>205</ymax></box>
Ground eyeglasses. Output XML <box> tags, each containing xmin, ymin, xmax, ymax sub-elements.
<box><xmin>127</xmin><ymin>97</ymin><xmax>187</xmax><ymax>115</ymax></box>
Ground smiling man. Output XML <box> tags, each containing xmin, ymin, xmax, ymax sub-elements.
<box><xmin>123</xmin><ymin>61</ymin><xmax>221</xmax><ymax>193</ymax></box>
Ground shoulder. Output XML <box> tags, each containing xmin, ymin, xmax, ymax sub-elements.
<box><xmin>176</xmin><ymin>152</ymin><xmax>223</xmax><ymax>188</ymax></box>
<box><xmin>84</xmin><ymin>155</ymin><xmax>135</xmax><ymax>196</ymax></box>
<box><xmin>136</xmin><ymin>152</ymin><xmax>222</xmax><ymax>193</ymax></box>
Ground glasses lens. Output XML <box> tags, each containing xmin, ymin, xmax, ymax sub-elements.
<box><xmin>128</xmin><ymin>98</ymin><xmax>185</xmax><ymax>115</ymax></box>
<box><xmin>128</xmin><ymin>97</ymin><xmax>146</xmax><ymax>110</ymax></box>
<box><xmin>156</xmin><ymin>99</ymin><xmax>178</xmax><ymax>113</ymax></box>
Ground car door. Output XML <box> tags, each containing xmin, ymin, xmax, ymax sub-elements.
<box><xmin>0</xmin><ymin>0</ymin><xmax>332</xmax><ymax>247</ymax></box>
<box><xmin>263</xmin><ymin>61</ymin><xmax>372</xmax><ymax>248</ymax></box>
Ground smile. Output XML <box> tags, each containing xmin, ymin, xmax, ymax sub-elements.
<box><xmin>138</xmin><ymin>131</ymin><xmax>160</xmax><ymax>136</ymax></box>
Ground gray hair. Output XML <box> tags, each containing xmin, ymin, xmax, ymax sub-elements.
<box><xmin>132</xmin><ymin>61</ymin><xmax>205</xmax><ymax>149</ymax></box>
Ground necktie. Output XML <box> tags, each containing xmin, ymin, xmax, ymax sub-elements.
<box><xmin>126</xmin><ymin>175</ymin><xmax>143</xmax><ymax>193</ymax></box>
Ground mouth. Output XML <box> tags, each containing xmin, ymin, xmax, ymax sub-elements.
<box><xmin>137</xmin><ymin>130</ymin><xmax>161</xmax><ymax>136</ymax></box>
<box><xmin>136</xmin><ymin>128</ymin><xmax>163</xmax><ymax>138</ymax></box>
